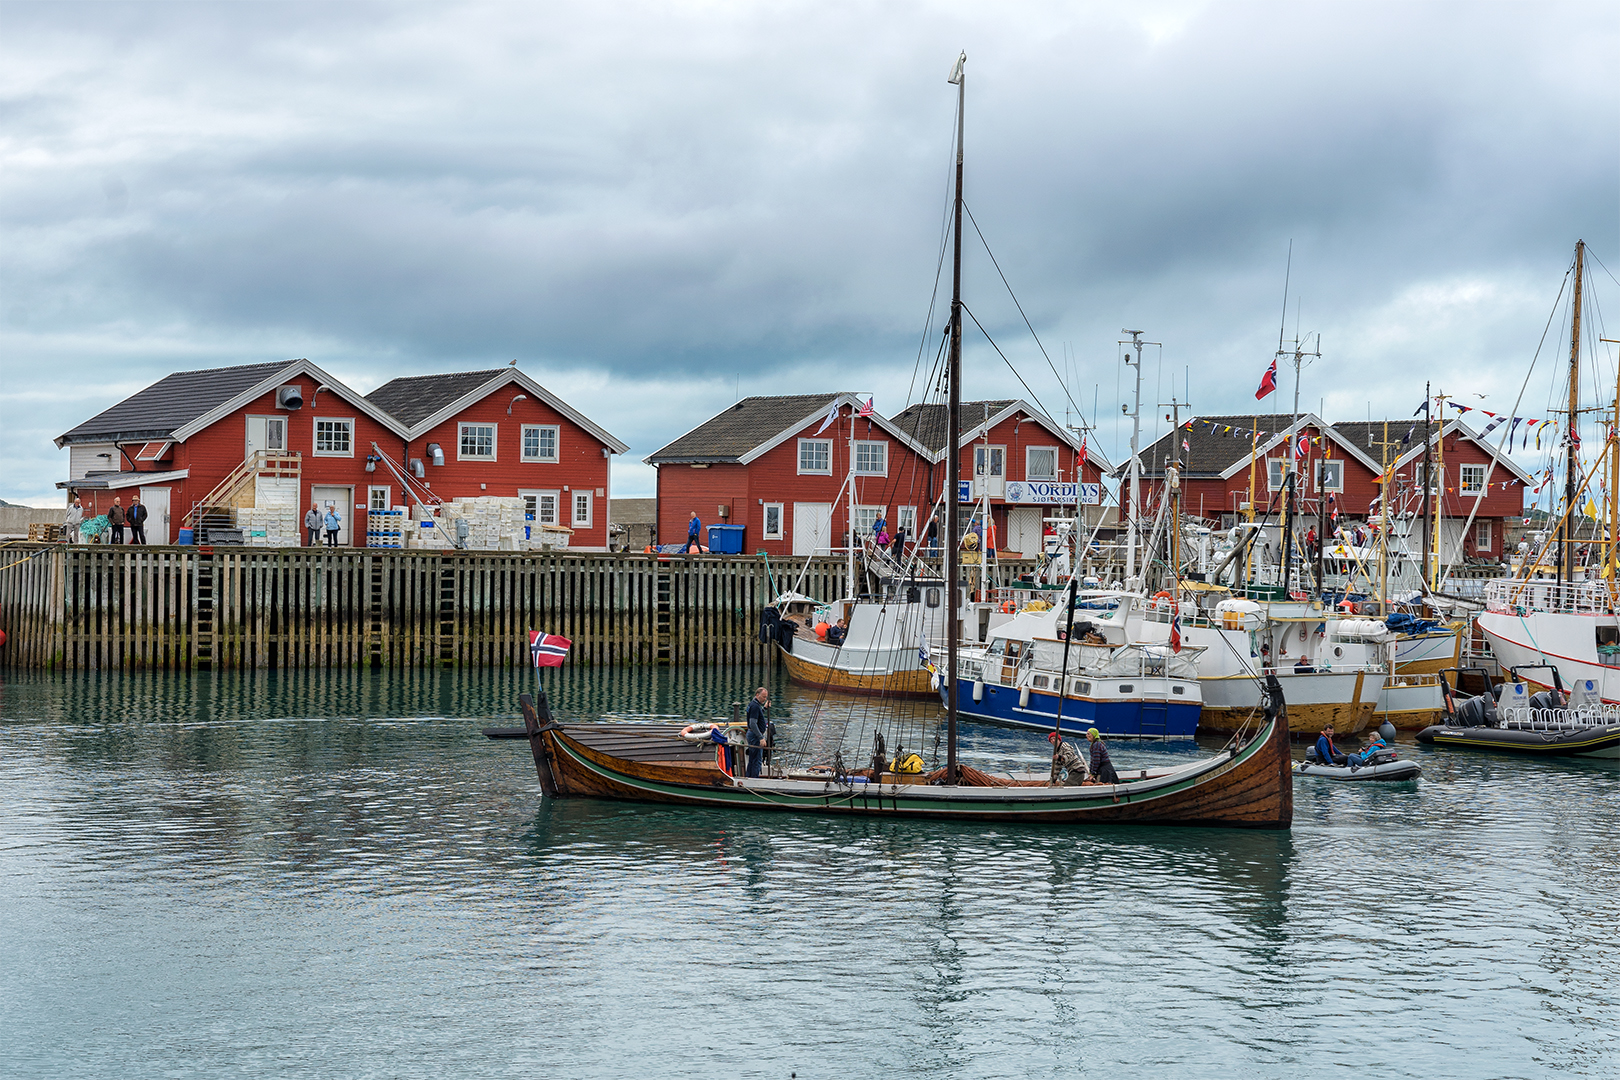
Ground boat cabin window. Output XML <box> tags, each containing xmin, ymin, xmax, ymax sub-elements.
<box><xmin>1598</xmin><ymin>626</ymin><xmax>1620</xmax><ymax>647</ymax></box>
<box><xmin>926</xmin><ymin>588</ymin><xmax>941</xmax><ymax>608</ymax></box>
<box><xmin>1031</xmin><ymin>675</ymin><xmax>1049</xmax><ymax>689</ymax></box>
<box><xmin>1118</xmin><ymin>684</ymin><xmax>1134</xmax><ymax>693</ymax></box>
<box><xmin>1172</xmin><ymin>685</ymin><xmax>1185</xmax><ymax>695</ymax></box>
<box><xmin>1070</xmin><ymin>679</ymin><xmax>1091</xmax><ymax>696</ymax></box>
<box><xmin>1003</xmin><ymin>640</ymin><xmax>1024</xmax><ymax>658</ymax></box>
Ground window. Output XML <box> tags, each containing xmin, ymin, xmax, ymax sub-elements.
<box><xmin>1267</xmin><ymin>459</ymin><xmax>1287</xmax><ymax>490</ymax></box>
<box><xmin>522</xmin><ymin>490</ymin><xmax>560</xmax><ymax>525</ymax></box>
<box><xmin>853</xmin><ymin>505</ymin><xmax>886</xmax><ymax>536</ymax></box>
<box><xmin>459</xmin><ymin>422</ymin><xmax>496</xmax><ymax>461</ymax></box>
<box><xmin>572</xmin><ymin>490</ymin><xmax>592</xmax><ymax>528</ymax></box>
<box><xmin>798</xmin><ymin>438</ymin><xmax>831</xmax><ymax>475</ymax></box>
<box><xmin>368</xmin><ymin>486</ymin><xmax>390</xmax><ymax>512</ymax></box>
<box><xmin>897</xmin><ymin>505</ymin><xmax>917</xmax><ymax>537</ymax></box>
<box><xmin>522</xmin><ymin>424</ymin><xmax>559</xmax><ymax>462</ymax></box>
<box><xmin>1460</xmin><ymin>464</ymin><xmax>1486</xmax><ymax>494</ymax></box>
<box><xmin>762</xmin><ymin>503</ymin><xmax>783</xmax><ymax>540</ymax></box>
<box><xmin>1414</xmin><ymin>464</ymin><xmax>1442</xmax><ymax>493</ymax></box>
<box><xmin>1026</xmin><ymin>446</ymin><xmax>1058</xmax><ymax>480</ymax></box>
<box><xmin>854</xmin><ymin>441</ymin><xmax>887</xmax><ymax>476</ymax></box>
<box><xmin>1316</xmin><ymin>460</ymin><xmax>1343</xmax><ymax>493</ymax></box>
<box><xmin>1476</xmin><ymin>520</ymin><xmax>1492</xmax><ymax>551</ymax></box>
<box><xmin>314</xmin><ymin>418</ymin><xmax>353</xmax><ymax>456</ymax></box>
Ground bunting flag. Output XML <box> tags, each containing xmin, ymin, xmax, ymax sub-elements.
<box><xmin>1414</xmin><ymin>399</ymin><xmax>1430</xmax><ymax>416</ymax></box>
<box><xmin>530</xmin><ymin>630</ymin><xmax>572</xmax><ymax>668</ymax></box>
<box><xmin>1255</xmin><ymin>358</ymin><xmax>1278</xmax><ymax>400</ymax></box>
<box><xmin>814</xmin><ymin>401</ymin><xmax>840</xmax><ymax>435</ymax></box>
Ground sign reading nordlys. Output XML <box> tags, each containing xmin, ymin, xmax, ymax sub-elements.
<box><xmin>959</xmin><ymin>480</ymin><xmax>1101</xmax><ymax>504</ymax></box>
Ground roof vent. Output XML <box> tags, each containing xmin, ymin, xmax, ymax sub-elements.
<box><xmin>276</xmin><ymin>385</ymin><xmax>304</xmax><ymax>410</ymax></box>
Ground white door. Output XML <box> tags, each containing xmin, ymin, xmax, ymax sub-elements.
<box><xmin>1008</xmin><ymin>507</ymin><xmax>1042</xmax><ymax>558</ymax></box>
<box><xmin>245</xmin><ymin>416</ymin><xmax>287</xmax><ymax>457</ymax></box>
<box><xmin>311</xmin><ymin>485</ymin><xmax>353</xmax><ymax>545</ymax></box>
<box><xmin>793</xmin><ymin>502</ymin><xmax>832</xmax><ymax>556</ymax></box>
<box><xmin>974</xmin><ymin>445</ymin><xmax>1006</xmax><ymax>498</ymax></box>
<box><xmin>139</xmin><ymin>486</ymin><xmax>171</xmax><ymax>545</ymax></box>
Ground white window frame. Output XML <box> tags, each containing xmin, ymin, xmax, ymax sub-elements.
<box><xmin>1316</xmin><ymin>459</ymin><xmax>1343</xmax><ymax>493</ymax></box>
<box><xmin>797</xmin><ymin>438</ymin><xmax>832</xmax><ymax>475</ymax></box>
<box><xmin>1025</xmin><ymin>445</ymin><xmax>1058</xmax><ymax>481</ymax></box>
<box><xmin>1267</xmin><ymin>458</ymin><xmax>1287</xmax><ymax>490</ymax></box>
<box><xmin>762</xmin><ymin>502</ymin><xmax>784</xmax><ymax>540</ymax></box>
<box><xmin>853</xmin><ymin>440</ymin><xmax>888</xmax><ymax>476</ymax></box>
<box><xmin>853</xmin><ymin>505</ymin><xmax>886</xmax><ymax>536</ymax></box>
<box><xmin>1414</xmin><ymin>464</ymin><xmax>1442</xmax><ymax>494</ymax></box>
<box><xmin>1459</xmin><ymin>464</ymin><xmax>1486</xmax><ymax>495</ymax></box>
<box><xmin>313</xmin><ymin>417</ymin><xmax>355</xmax><ymax>457</ymax></box>
<box><xmin>368</xmin><ymin>486</ymin><xmax>390</xmax><ymax>513</ymax></box>
<box><xmin>897</xmin><ymin>505</ymin><xmax>917</xmax><ymax>538</ymax></box>
<box><xmin>458</xmin><ymin>422</ymin><xmax>497</xmax><ymax>462</ymax></box>
<box><xmin>522</xmin><ymin>489</ymin><xmax>560</xmax><ymax>526</ymax></box>
<box><xmin>522</xmin><ymin>424</ymin><xmax>559</xmax><ymax>463</ymax></box>
<box><xmin>1475</xmin><ymin>519</ymin><xmax>1492</xmax><ymax>551</ymax></box>
<box><xmin>572</xmin><ymin>489</ymin><xmax>593</xmax><ymax>528</ymax></box>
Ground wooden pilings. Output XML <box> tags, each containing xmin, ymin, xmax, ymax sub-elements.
<box><xmin>0</xmin><ymin>545</ymin><xmax>867</xmax><ymax>671</ymax></box>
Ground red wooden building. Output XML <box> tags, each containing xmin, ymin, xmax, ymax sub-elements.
<box><xmin>888</xmin><ymin>399</ymin><xmax>1110</xmax><ymax>558</ymax></box>
<box><xmin>647</xmin><ymin>393</ymin><xmax>938</xmax><ymax>556</ymax></box>
<box><xmin>1131</xmin><ymin>412</ymin><xmax>1529</xmax><ymax>561</ymax></box>
<box><xmin>365</xmin><ymin>367</ymin><xmax>629</xmax><ymax>550</ymax></box>
<box><xmin>56</xmin><ymin>360</ymin><xmax>626</xmax><ymax>548</ymax></box>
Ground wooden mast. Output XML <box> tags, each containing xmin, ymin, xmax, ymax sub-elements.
<box><xmin>945</xmin><ymin>51</ymin><xmax>965</xmax><ymax>784</ymax></box>
<box><xmin>1562</xmin><ymin>240</ymin><xmax>1585</xmax><ymax>583</ymax></box>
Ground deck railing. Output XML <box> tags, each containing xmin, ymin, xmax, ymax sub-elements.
<box><xmin>1485</xmin><ymin>577</ymin><xmax>1613</xmax><ymax>616</ymax></box>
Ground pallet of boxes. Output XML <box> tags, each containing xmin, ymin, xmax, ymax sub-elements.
<box><xmin>403</xmin><ymin>497</ymin><xmax>570</xmax><ymax>552</ymax></box>
<box><xmin>27</xmin><ymin>522</ymin><xmax>70</xmax><ymax>543</ymax></box>
<box><xmin>235</xmin><ymin>493</ymin><xmax>300</xmax><ymax>546</ymax></box>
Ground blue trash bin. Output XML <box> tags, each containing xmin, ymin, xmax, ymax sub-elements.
<box><xmin>706</xmin><ymin>524</ymin><xmax>744</xmax><ymax>554</ymax></box>
<box><xmin>177</xmin><ymin>528</ymin><xmax>194</xmax><ymax>545</ymax></box>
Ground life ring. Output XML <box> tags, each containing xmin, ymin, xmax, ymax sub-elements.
<box><xmin>1150</xmin><ymin>590</ymin><xmax>1174</xmax><ymax>609</ymax></box>
<box><xmin>680</xmin><ymin>723</ymin><xmax>719</xmax><ymax>743</ymax></box>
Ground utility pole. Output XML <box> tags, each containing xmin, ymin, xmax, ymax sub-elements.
<box><xmin>1120</xmin><ymin>330</ymin><xmax>1158</xmax><ymax>585</ymax></box>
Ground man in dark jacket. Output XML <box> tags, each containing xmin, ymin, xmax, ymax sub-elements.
<box><xmin>1314</xmin><ymin>725</ymin><xmax>1349</xmax><ymax>765</ymax></box>
<box><xmin>745</xmin><ymin>686</ymin><xmax>770</xmax><ymax>778</ymax></box>
<box><xmin>1086</xmin><ymin>727</ymin><xmax>1120</xmax><ymax>784</ymax></box>
<box><xmin>126</xmin><ymin>495</ymin><xmax>148</xmax><ymax>544</ymax></box>
<box><xmin>687</xmin><ymin>512</ymin><xmax>702</xmax><ymax>552</ymax></box>
<box><xmin>108</xmin><ymin>497</ymin><xmax>127</xmax><ymax>544</ymax></box>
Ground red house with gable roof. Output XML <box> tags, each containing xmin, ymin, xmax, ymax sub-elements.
<box><xmin>365</xmin><ymin>367</ymin><xmax>630</xmax><ymax>550</ymax></box>
<box><xmin>647</xmin><ymin>393</ymin><xmax>938</xmax><ymax>556</ymax></box>
<box><xmin>887</xmin><ymin>399</ymin><xmax>1111</xmax><ymax>558</ymax></box>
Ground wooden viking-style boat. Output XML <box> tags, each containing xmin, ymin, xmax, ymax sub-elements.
<box><xmin>514</xmin><ymin>53</ymin><xmax>1294</xmax><ymax>830</ymax></box>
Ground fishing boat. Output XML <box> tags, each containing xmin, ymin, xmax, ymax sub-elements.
<box><xmin>515</xmin><ymin>53</ymin><xmax>1293</xmax><ymax>829</ymax></box>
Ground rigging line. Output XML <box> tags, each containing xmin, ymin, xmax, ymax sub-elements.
<box><xmin>903</xmin><ymin>96</ymin><xmax>966</xmax><ymax>421</ymax></box>
<box><xmin>1588</xmin><ymin>247</ymin><xmax>1620</xmax><ymax>291</ymax></box>
<box><xmin>962</xmin><ymin>201</ymin><xmax>1089</xmax><ymax>427</ymax></box>
<box><xmin>959</xmin><ymin>302</ymin><xmax>1066</xmax><ymax>438</ymax></box>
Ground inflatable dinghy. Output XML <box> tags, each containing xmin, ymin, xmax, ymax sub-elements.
<box><xmin>1419</xmin><ymin>665</ymin><xmax>1620</xmax><ymax>759</ymax></box>
<box><xmin>1296</xmin><ymin>757</ymin><xmax>1421</xmax><ymax>781</ymax></box>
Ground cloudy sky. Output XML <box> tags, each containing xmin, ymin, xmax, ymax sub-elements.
<box><xmin>2</xmin><ymin>0</ymin><xmax>1616</xmax><ymax>506</ymax></box>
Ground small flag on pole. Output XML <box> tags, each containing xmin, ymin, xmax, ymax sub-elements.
<box><xmin>530</xmin><ymin>630</ymin><xmax>572</xmax><ymax>667</ymax></box>
<box><xmin>1078</xmin><ymin>435</ymin><xmax>1088</xmax><ymax>466</ymax></box>
<box><xmin>814</xmin><ymin>401</ymin><xmax>840</xmax><ymax>435</ymax></box>
<box><xmin>858</xmin><ymin>397</ymin><xmax>874</xmax><ymax>417</ymax></box>
<box><xmin>1255</xmin><ymin>358</ymin><xmax>1278</xmax><ymax>400</ymax></box>
<box><xmin>1294</xmin><ymin>433</ymin><xmax>1309</xmax><ymax>461</ymax></box>
<box><xmin>1169</xmin><ymin>608</ymin><xmax>1183</xmax><ymax>653</ymax></box>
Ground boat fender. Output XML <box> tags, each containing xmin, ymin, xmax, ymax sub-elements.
<box><xmin>972</xmin><ymin>680</ymin><xmax>984</xmax><ymax>703</ymax></box>
<box><xmin>1378</xmin><ymin>720</ymin><xmax>1397</xmax><ymax>743</ymax></box>
<box><xmin>1002</xmin><ymin>600</ymin><xmax>1016</xmax><ymax>613</ymax></box>
<box><xmin>1019</xmin><ymin>686</ymin><xmax>1030</xmax><ymax>708</ymax></box>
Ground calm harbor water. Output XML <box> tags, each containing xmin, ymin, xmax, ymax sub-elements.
<box><xmin>1</xmin><ymin>665</ymin><xmax>1616</xmax><ymax>1079</ymax></box>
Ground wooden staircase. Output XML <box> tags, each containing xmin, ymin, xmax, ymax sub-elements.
<box><xmin>187</xmin><ymin>451</ymin><xmax>302</xmax><ymax>542</ymax></box>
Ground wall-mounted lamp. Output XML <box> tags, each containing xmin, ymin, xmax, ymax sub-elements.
<box><xmin>507</xmin><ymin>394</ymin><xmax>528</xmax><ymax>415</ymax></box>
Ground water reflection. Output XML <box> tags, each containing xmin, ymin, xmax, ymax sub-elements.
<box><xmin>0</xmin><ymin>667</ymin><xmax>1616</xmax><ymax>1079</ymax></box>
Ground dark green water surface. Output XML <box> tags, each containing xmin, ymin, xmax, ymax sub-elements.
<box><xmin>1</xmin><ymin>665</ymin><xmax>1616</xmax><ymax>1079</ymax></box>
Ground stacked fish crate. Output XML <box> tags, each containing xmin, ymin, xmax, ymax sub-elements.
<box><xmin>235</xmin><ymin>503</ymin><xmax>300</xmax><ymax>546</ymax></box>
<box><xmin>367</xmin><ymin>509</ymin><xmax>406</xmax><ymax>548</ymax></box>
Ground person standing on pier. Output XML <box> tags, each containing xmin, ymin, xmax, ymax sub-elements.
<box><xmin>745</xmin><ymin>686</ymin><xmax>770</xmax><ymax>778</ymax></box>
<box><xmin>324</xmin><ymin>505</ymin><xmax>341</xmax><ymax>547</ymax></box>
<box><xmin>66</xmin><ymin>496</ymin><xmax>83</xmax><ymax>543</ymax></box>
<box><xmin>126</xmin><ymin>495</ymin><xmax>147</xmax><ymax>545</ymax></box>
<box><xmin>687</xmin><ymin>512</ymin><xmax>701</xmax><ymax>552</ymax></box>
<box><xmin>305</xmin><ymin>504</ymin><xmax>322</xmax><ymax>547</ymax></box>
<box><xmin>108</xmin><ymin>497</ymin><xmax>127</xmax><ymax>544</ymax></box>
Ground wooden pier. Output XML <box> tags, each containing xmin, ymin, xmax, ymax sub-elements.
<box><xmin>0</xmin><ymin>545</ymin><xmax>870</xmax><ymax>671</ymax></box>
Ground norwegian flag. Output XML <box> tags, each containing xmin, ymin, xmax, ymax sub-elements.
<box><xmin>1293</xmin><ymin>433</ymin><xmax>1309</xmax><ymax>461</ymax></box>
<box><xmin>1255</xmin><ymin>358</ymin><xmax>1278</xmax><ymax>400</ymax></box>
<box><xmin>1329</xmin><ymin>493</ymin><xmax>1339</xmax><ymax>524</ymax></box>
<box><xmin>529</xmin><ymin>630</ymin><xmax>572</xmax><ymax>668</ymax></box>
<box><xmin>1169</xmin><ymin>608</ymin><xmax>1183</xmax><ymax>653</ymax></box>
<box><xmin>858</xmin><ymin>397</ymin><xmax>874</xmax><ymax>417</ymax></box>
<box><xmin>1079</xmin><ymin>434</ymin><xmax>1088</xmax><ymax>465</ymax></box>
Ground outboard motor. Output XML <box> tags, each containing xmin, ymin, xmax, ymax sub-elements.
<box><xmin>1528</xmin><ymin>689</ymin><xmax>1566</xmax><ymax>711</ymax></box>
<box><xmin>1453</xmin><ymin>694</ymin><xmax>1494</xmax><ymax>728</ymax></box>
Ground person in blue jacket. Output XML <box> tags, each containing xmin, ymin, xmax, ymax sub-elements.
<box><xmin>687</xmin><ymin>512</ymin><xmax>702</xmax><ymax>551</ymax></box>
<box><xmin>1359</xmin><ymin>730</ymin><xmax>1393</xmax><ymax>762</ymax></box>
<box><xmin>1314</xmin><ymin>725</ymin><xmax>1348</xmax><ymax>765</ymax></box>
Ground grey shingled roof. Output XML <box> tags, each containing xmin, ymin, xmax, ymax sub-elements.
<box><xmin>365</xmin><ymin>369</ymin><xmax>512</xmax><ymax>427</ymax></box>
<box><xmin>887</xmin><ymin>401</ymin><xmax>1018</xmax><ymax>454</ymax></box>
<box><xmin>646</xmin><ymin>393</ymin><xmax>849</xmax><ymax>464</ymax></box>
<box><xmin>1136</xmin><ymin>413</ymin><xmax>1298</xmax><ymax>478</ymax></box>
<box><xmin>56</xmin><ymin>361</ymin><xmax>292</xmax><ymax>445</ymax></box>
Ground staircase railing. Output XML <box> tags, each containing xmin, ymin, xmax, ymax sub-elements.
<box><xmin>186</xmin><ymin>451</ymin><xmax>302</xmax><ymax>531</ymax></box>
